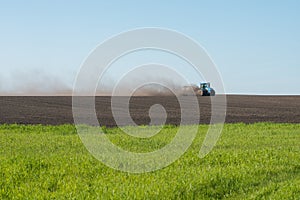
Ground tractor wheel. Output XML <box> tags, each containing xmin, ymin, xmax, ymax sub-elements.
<box><xmin>210</xmin><ymin>90</ymin><xmax>215</xmax><ymax>96</ymax></box>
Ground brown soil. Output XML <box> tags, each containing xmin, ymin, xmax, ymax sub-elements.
<box><xmin>0</xmin><ymin>95</ymin><xmax>299</xmax><ymax>126</ymax></box>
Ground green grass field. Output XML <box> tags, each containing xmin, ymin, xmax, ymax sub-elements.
<box><xmin>1</xmin><ymin>123</ymin><xmax>299</xmax><ymax>199</ymax></box>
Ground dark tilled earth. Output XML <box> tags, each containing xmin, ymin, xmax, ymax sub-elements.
<box><xmin>0</xmin><ymin>95</ymin><xmax>299</xmax><ymax>126</ymax></box>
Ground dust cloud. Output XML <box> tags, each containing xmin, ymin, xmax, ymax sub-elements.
<box><xmin>0</xmin><ymin>70</ymin><xmax>72</xmax><ymax>96</ymax></box>
<box><xmin>0</xmin><ymin>68</ymin><xmax>193</xmax><ymax>96</ymax></box>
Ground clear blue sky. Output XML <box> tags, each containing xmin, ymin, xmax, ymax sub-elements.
<box><xmin>0</xmin><ymin>0</ymin><xmax>299</xmax><ymax>94</ymax></box>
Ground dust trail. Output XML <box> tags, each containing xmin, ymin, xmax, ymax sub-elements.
<box><xmin>1</xmin><ymin>68</ymin><xmax>194</xmax><ymax>96</ymax></box>
<box><xmin>0</xmin><ymin>69</ymin><xmax>72</xmax><ymax>96</ymax></box>
<box><xmin>96</xmin><ymin>64</ymin><xmax>192</xmax><ymax>96</ymax></box>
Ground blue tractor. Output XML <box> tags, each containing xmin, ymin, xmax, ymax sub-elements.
<box><xmin>200</xmin><ymin>82</ymin><xmax>215</xmax><ymax>96</ymax></box>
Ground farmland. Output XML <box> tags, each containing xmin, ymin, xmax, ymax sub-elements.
<box><xmin>1</xmin><ymin>123</ymin><xmax>299</xmax><ymax>199</ymax></box>
<box><xmin>1</xmin><ymin>95</ymin><xmax>300</xmax><ymax>126</ymax></box>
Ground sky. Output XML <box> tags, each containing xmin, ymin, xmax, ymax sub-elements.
<box><xmin>0</xmin><ymin>0</ymin><xmax>299</xmax><ymax>95</ymax></box>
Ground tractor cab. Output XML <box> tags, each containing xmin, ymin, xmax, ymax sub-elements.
<box><xmin>200</xmin><ymin>82</ymin><xmax>210</xmax><ymax>90</ymax></box>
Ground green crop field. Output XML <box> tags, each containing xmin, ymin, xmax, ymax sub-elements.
<box><xmin>0</xmin><ymin>123</ymin><xmax>299</xmax><ymax>199</ymax></box>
